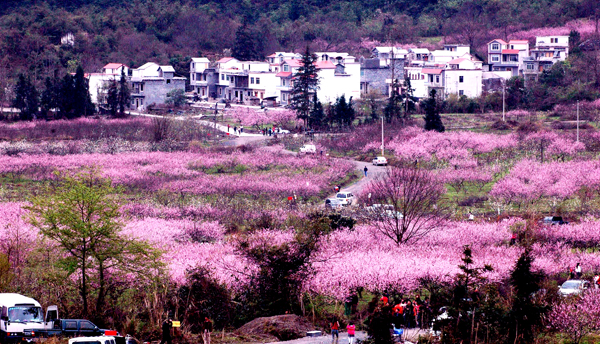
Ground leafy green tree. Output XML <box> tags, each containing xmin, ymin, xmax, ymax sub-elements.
<box><xmin>166</xmin><ymin>89</ymin><xmax>186</xmax><ymax>107</ymax></box>
<box><xmin>118</xmin><ymin>68</ymin><xmax>130</xmax><ymax>116</ymax></box>
<box><xmin>400</xmin><ymin>76</ymin><xmax>418</xmax><ymax>117</ymax></box>
<box><xmin>26</xmin><ymin>169</ymin><xmax>161</xmax><ymax>317</ymax></box>
<box><xmin>13</xmin><ymin>74</ymin><xmax>38</xmax><ymax>121</ymax></box>
<box><xmin>290</xmin><ymin>46</ymin><xmax>319</xmax><ymax>127</ymax></box>
<box><xmin>423</xmin><ymin>89</ymin><xmax>445</xmax><ymax>132</ymax></box>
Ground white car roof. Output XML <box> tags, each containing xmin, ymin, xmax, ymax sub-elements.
<box><xmin>0</xmin><ymin>293</ymin><xmax>41</xmax><ymax>307</ymax></box>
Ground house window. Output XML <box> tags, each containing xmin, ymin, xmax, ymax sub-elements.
<box><xmin>219</xmin><ymin>88</ymin><xmax>222</xmax><ymax>95</ymax></box>
<box><xmin>251</xmin><ymin>77</ymin><xmax>254</xmax><ymax>84</ymax></box>
<box><xmin>282</xmin><ymin>93</ymin><xmax>287</xmax><ymax>101</ymax></box>
<box><xmin>491</xmin><ymin>43</ymin><xmax>500</xmax><ymax>50</ymax></box>
<box><xmin>510</xmin><ymin>45</ymin><xmax>514</xmax><ymax>49</ymax></box>
<box><xmin>527</xmin><ymin>64</ymin><xmax>534</xmax><ymax>70</ymax></box>
<box><xmin>421</xmin><ymin>75</ymin><xmax>424</xmax><ymax>80</ymax></box>
<box><xmin>226</xmin><ymin>75</ymin><xmax>230</xmax><ymax>81</ymax></box>
<box><xmin>256</xmin><ymin>78</ymin><xmax>260</xmax><ymax>84</ymax></box>
<box><xmin>491</xmin><ymin>55</ymin><xmax>499</xmax><ymax>62</ymax></box>
<box><xmin>192</xmin><ymin>74</ymin><xmax>195</xmax><ymax>81</ymax></box>
<box><xmin>459</xmin><ymin>90</ymin><xmax>464</xmax><ymax>96</ymax></box>
<box><xmin>282</xmin><ymin>79</ymin><xmax>286</xmax><ymax>86</ymax></box>
<box><xmin>459</xmin><ymin>76</ymin><xmax>464</xmax><ymax>83</ymax></box>
<box><xmin>436</xmin><ymin>75</ymin><xmax>440</xmax><ymax>83</ymax></box>
<box><xmin>429</xmin><ymin>75</ymin><xmax>433</xmax><ymax>83</ymax></box>
<box><xmin>510</xmin><ymin>55</ymin><xmax>518</xmax><ymax>62</ymax></box>
<box><xmin>140</xmin><ymin>84</ymin><xmax>144</xmax><ymax>91</ymax></box>
<box><xmin>221</xmin><ymin>74</ymin><xmax>224</xmax><ymax>80</ymax></box>
<box><xmin>283</xmin><ymin>65</ymin><xmax>289</xmax><ymax>72</ymax></box>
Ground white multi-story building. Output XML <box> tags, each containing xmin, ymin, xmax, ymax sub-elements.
<box><xmin>88</xmin><ymin>63</ymin><xmax>128</xmax><ymax>105</ymax></box>
<box><xmin>214</xmin><ymin>57</ymin><xmax>277</xmax><ymax>103</ymax></box>
<box><xmin>277</xmin><ymin>54</ymin><xmax>361</xmax><ymax>106</ymax></box>
<box><xmin>487</xmin><ymin>39</ymin><xmax>530</xmax><ymax>77</ymax></box>
<box><xmin>190</xmin><ymin>57</ymin><xmax>216</xmax><ymax>99</ymax></box>
<box><xmin>371</xmin><ymin>47</ymin><xmax>409</xmax><ymax>67</ymax></box>
<box><xmin>442</xmin><ymin>58</ymin><xmax>483</xmax><ymax>98</ymax></box>
<box><xmin>130</xmin><ymin>62</ymin><xmax>186</xmax><ymax>110</ymax></box>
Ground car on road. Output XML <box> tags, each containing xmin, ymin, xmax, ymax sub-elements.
<box><xmin>336</xmin><ymin>192</ymin><xmax>354</xmax><ymax>206</ymax></box>
<box><xmin>325</xmin><ymin>198</ymin><xmax>343</xmax><ymax>209</ymax></box>
<box><xmin>69</xmin><ymin>336</ymin><xmax>116</xmax><ymax>344</ymax></box>
<box><xmin>372</xmin><ymin>156</ymin><xmax>388</xmax><ymax>166</ymax></box>
<box><xmin>558</xmin><ymin>279</ymin><xmax>590</xmax><ymax>297</ymax></box>
<box><xmin>300</xmin><ymin>144</ymin><xmax>316</xmax><ymax>154</ymax></box>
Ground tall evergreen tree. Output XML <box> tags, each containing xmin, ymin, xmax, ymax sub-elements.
<box><xmin>117</xmin><ymin>68</ymin><xmax>130</xmax><ymax>116</ymax></box>
<box><xmin>508</xmin><ymin>249</ymin><xmax>546</xmax><ymax>344</ymax></box>
<box><xmin>106</xmin><ymin>80</ymin><xmax>119</xmax><ymax>117</ymax></box>
<box><xmin>400</xmin><ymin>76</ymin><xmax>418</xmax><ymax>117</ymax></box>
<box><xmin>13</xmin><ymin>74</ymin><xmax>38</xmax><ymax>121</ymax></box>
<box><xmin>73</xmin><ymin>65</ymin><xmax>94</xmax><ymax>117</ymax></box>
<box><xmin>58</xmin><ymin>73</ymin><xmax>75</xmax><ymax>119</ymax></box>
<box><xmin>290</xmin><ymin>46</ymin><xmax>319</xmax><ymax>127</ymax></box>
<box><xmin>333</xmin><ymin>95</ymin><xmax>355</xmax><ymax>127</ymax></box>
<box><xmin>40</xmin><ymin>77</ymin><xmax>58</xmax><ymax>119</ymax></box>
<box><xmin>232</xmin><ymin>22</ymin><xmax>264</xmax><ymax>61</ymax></box>
<box><xmin>422</xmin><ymin>89</ymin><xmax>445</xmax><ymax>132</ymax></box>
<box><xmin>383</xmin><ymin>77</ymin><xmax>401</xmax><ymax>123</ymax></box>
<box><xmin>308</xmin><ymin>93</ymin><xmax>325</xmax><ymax>129</ymax></box>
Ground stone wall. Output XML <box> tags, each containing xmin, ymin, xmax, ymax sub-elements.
<box><xmin>361</xmin><ymin>58</ymin><xmax>405</xmax><ymax>96</ymax></box>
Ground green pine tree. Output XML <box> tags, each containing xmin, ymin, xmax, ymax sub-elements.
<box><xmin>232</xmin><ymin>22</ymin><xmax>264</xmax><ymax>61</ymax></box>
<box><xmin>73</xmin><ymin>65</ymin><xmax>95</xmax><ymax>117</ymax></box>
<box><xmin>290</xmin><ymin>46</ymin><xmax>319</xmax><ymax>128</ymax></box>
<box><xmin>106</xmin><ymin>80</ymin><xmax>119</xmax><ymax>117</ymax></box>
<box><xmin>423</xmin><ymin>89</ymin><xmax>445</xmax><ymax>132</ymax></box>
<box><xmin>13</xmin><ymin>74</ymin><xmax>38</xmax><ymax>121</ymax></box>
<box><xmin>58</xmin><ymin>73</ymin><xmax>75</xmax><ymax>118</ymax></box>
<box><xmin>40</xmin><ymin>77</ymin><xmax>58</xmax><ymax>119</ymax></box>
<box><xmin>308</xmin><ymin>93</ymin><xmax>324</xmax><ymax>129</ymax></box>
<box><xmin>117</xmin><ymin>68</ymin><xmax>130</xmax><ymax>116</ymax></box>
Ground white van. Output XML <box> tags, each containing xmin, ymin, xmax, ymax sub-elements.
<box><xmin>69</xmin><ymin>336</ymin><xmax>116</xmax><ymax>344</ymax></box>
<box><xmin>0</xmin><ymin>293</ymin><xmax>57</xmax><ymax>342</ymax></box>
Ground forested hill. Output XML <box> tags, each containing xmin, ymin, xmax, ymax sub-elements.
<box><xmin>0</xmin><ymin>0</ymin><xmax>597</xmax><ymax>80</ymax></box>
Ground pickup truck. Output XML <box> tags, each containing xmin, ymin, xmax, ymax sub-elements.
<box><xmin>24</xmin><ymin>319</ymin><xmax>115</xmax><ymax>338</ymax></box>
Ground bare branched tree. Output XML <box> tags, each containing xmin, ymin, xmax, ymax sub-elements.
<box><xmin>152</xmin><ymin>116</ymin><xmax>171</xmax><ymax>142</ymax></box>
<box><xmin>362</xmin><ymin>165</ymin><xmax>448</xmax><ymax>245</ymax></box>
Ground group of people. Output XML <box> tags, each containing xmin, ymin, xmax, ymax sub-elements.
<box><xmin>262</xmin><ymin>126</ymin><xmax>281</xmax><ymax>136</ymax></box>
<box><xmin>383</xmin><ymin>295</ymin><xmax>433</xmax><ymax>330</ymax></box>
<box><xmin>227</xmin><ymin>125</ymin><xmax>244</xmax><ymax>135</ymax></box>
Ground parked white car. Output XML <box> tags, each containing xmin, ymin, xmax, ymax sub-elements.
<box><xmin>300</xmin><ymin>144</ymin><xmax>316</xmax><ymax>154</ymax></box>
<box><xmin>336</xmin><ymin>192</ymin><xmax>354</xmax><ymax>206</ymax></box>
<box><xmin>372</xmin><ymin>156</ymin><xmax>388</xmax><ymax>166</ymax></box>
<box><xmin>559</xmin><ymin>280</ymin><xmax>590</xmax><ymax>297</ymax></box>
<box><xmin>325</xmin><ymin>198</ymin><xmax>343</xmax><ymax>209</ymax></box>
<box><xmin>69</xmin><ymin>337</ymin><xmax>116</xmax><ymax>344</ymax></box>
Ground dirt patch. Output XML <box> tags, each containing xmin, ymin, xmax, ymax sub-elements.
<box><xmin>235</xmin><ymin>314</ymin><xmax>317</xmax><ymax>341</ymax></box>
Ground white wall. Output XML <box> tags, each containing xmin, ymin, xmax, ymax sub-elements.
<box><xmin>444</xmin><ymin>70</ymin><xmax>482</xmax><ymax>98</ymax></box>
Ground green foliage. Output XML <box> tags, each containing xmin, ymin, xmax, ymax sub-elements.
<box><xmin>507</xmin><ymin>249</ymin><xmax>547</xmax><ymax>344</ymax></box>
<box><xmin>235</xmin><ymin>216</ymin><xmax>329</xmax><ymax>320</ymax></box>
<box><xmin>13</xmin><ymin>73</ymin><xmax>38</xmax><ymax>121</ymax></box>
<box><xmin>232</xmin><ymin>22</ymin><xmax>265</xmax><ymax>61</ymax></box>
<box><xmin>177</xmin><ymin>267</ymin><xmax>233</xmax><ymax>332</ymax></box>
<box><xmin>290</xmin><ymin>46</ymin><xmax>319</xmax><ymax>127</ymax></box>
<box><xmin>107</xmin><ymin>80</ymin><xmax>119</xmax><ymax>116</ymax></box>
<box><xmin>309</xmin><ymin>93</ymin><xmax>325</xmax><ymax>129</ymax></box>
<box><xmin>330</xmin><ymin>94</ymin><xmax>355</xmax><ymax>127</ymax></box>
<box><xmin>118</xmin><ymin>68</ymin><xmax>130</xmax><ymax>116</ymax></box>
<box><xmin>25</xmin><ymin>168</ymin><xmax>162</xmax><ymax>317</ymax></box>
<box><xmin>40</xmin><ymin>77</ymin><xmax>58</xmax><ymax>119</ymax></box>
<box><xmin>422</xmin><ymin>89</ymin><xmax>445</xmax><ymax>132</ymax></box>
<box><xmin>165</xmin><ymin>89</ymin><xmax>186</xmax><ymax>107</ymax></box>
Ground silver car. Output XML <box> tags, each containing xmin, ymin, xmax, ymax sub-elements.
<box><xmin>325</xmin><ymin>198</ymin><xmax>343</xmax><ymax>209</ymax></box>
<box><xmin>558</xmin><ymin>279</ymin><xmax>590</xmax><ymax>297</ymax></box>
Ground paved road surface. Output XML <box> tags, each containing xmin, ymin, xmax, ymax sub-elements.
<box><xmin>263</xmin><ymin>331</ymin><xmax>367</xmax><ymax>344</ymax></box>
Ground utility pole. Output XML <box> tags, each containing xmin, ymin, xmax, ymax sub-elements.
<box><xmin>502</xmin><ymin>79</ymin><xmax>506</xmax><ymax>122</ymax></box>
<box><xmin>577</xmin><ymin>99</ymin><xmax>580</xmax><ymax>143</ymax></box>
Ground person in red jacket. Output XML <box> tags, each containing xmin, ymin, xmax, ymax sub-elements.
<box><xmin>330</xmin><ymin>317</ymin><xmax>340</xmax><ymax>344</ymax></box>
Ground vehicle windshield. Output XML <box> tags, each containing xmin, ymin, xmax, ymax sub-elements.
<box><xmin>561</xmin><ymin>281</ymin><xmax>581</xmax><ymax>289</ymax></box>
<box><xmin>336</xmin><ymin>193</ymin><xmax>348</xmax><ymax>198</ymax></box>
<box><xmin>8</xmin><ymin>306</ymin><xmax>43</xmax><ymax>323</ymax></box>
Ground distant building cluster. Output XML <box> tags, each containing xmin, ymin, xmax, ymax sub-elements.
<box><xmin>86</xmin><ymin>35</ymin><xmax>569</xmax><ymax>110</ymax></box>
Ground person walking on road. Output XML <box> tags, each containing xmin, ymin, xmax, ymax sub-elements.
<box><xmin>346</xmin><ymin>322</ymin><xmax>356</xmax><ymax>344</ymax></box>
<box><xmin>202</xmin><ymin>317</ymin><xmax>212</xmax><ymax>344</ymax></box>
<box><xmin>364</xmin><ymin>166</ymin><xmax>368</xmax><ymax>177</ymax></box>
<box><xmin>159</xmin><ymin>317</ymin><xmax>172</xmax><ymax>344</ymax></box>
<box><xmin>330</xmin><ymin>317</ymin><xmax>340</xmax><ymax>344</ymax></box>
